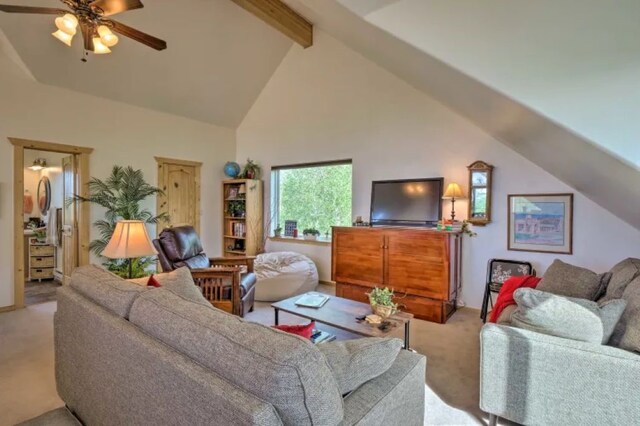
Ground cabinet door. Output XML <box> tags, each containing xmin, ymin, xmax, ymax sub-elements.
<box><xmin>332</xmin><ymin>229</ymin><xmax>384</xmax><ymax>287</ymax></box>
<box><xmin>385</xmin><ymin>229</ymin><xmax>449</xmax><ymax>299</ymax></box>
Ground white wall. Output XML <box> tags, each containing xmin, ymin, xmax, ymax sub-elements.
<box><xmin>0</xmin><ymin>50</ymin><xmax>236</xmax><ymax>308</ymax></box>
<box><xmin>237</xmin><ymin>31</ymin><xmax>640</xmax><ymax>309</ymax></box>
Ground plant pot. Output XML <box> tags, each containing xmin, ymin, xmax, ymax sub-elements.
<box><xmin>371</xmin><ymin>304</ymin><xmax>395</xmax><ymax>318</ymax></box>
<box><xmin>303</xmin><ymin>234</ymin><xmax>317</xmax><ymax>241</ymax></box>
<box><xmin>274</xmin><ymin>231</ymin><xmax>282</xmax><ymax>238</ymax></box>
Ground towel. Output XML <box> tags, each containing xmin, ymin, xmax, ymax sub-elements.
<box><xmin>46</xmin><ymin>208</ymin><xmax>58</xmax><ymax>246</ymax></box>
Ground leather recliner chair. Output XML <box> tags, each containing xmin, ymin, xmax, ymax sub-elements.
<box><xmin>153</xmin><ymin>225</ymin><xmax>256</xmax><ymax>317</ymax></box>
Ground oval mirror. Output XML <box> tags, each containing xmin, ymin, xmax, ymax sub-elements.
<box><xmin>37</xmin><ymin>176</ymin><xmax>51</xmax><ymax>215</ymax></box>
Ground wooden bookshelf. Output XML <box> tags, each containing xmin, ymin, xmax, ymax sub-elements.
<box><xmin>222</xmin><ymin>179</ymin><xmax>263</xmax><ymax>256</ymax></box>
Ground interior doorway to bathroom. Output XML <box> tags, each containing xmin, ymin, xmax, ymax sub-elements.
<box><xmin>10</xmin><ymin>138</ymin><xmax>93</xmax><ymax>310</ymax></box>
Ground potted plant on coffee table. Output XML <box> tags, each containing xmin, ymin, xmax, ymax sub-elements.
<box><xmin>367</xmin><ymin>287</ymin><xmax>398</xmax><ymax>319</ymax></box>
<box><xmin>302</xmin><ymin>228</ymin><xmax>320</xmax><ymax>240</ymax></box>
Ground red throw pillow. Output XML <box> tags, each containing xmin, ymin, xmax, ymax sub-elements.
<box><xmin>272</xmin><ymin>321</ymin><xmax>316</xmax><ymax>339</ymax></box>
<box><xmin>147</xmin><ymin>274</ymin><xmax>162</xmax><ymax>288</ymax></box>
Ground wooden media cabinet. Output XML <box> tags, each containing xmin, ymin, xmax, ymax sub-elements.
<box><xmin>331</xmin><ymin>226</ymin><xmax>462</xmax><ymax>323</ymax></box>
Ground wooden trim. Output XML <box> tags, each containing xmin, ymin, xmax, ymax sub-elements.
<box><xmin>77</xmin><ymin>153</ymin><xmax>91</xmax><ymax>266</ymax></box>
<box><xmin>10</xmin><ymin>138</ymin><xmax>92</xmax><ymax>310</ymax></box>
<box><xmin>319</xmin><ymin>280</ymin><xmax>335</xmax><ymax>286</ymax></box>
<box><xmin>0</xmin><ymin>305</ymin><xmax>16</xmax><ymax>313</ymax></box>
<box><xmin>9</xmin><ymin>137</ymin><xmax>93</xmax><ymax>154</ymax></box>
<box><xmin>13</xmin><ymin>144</ymin><xmax>24</xmax><ymax>309</ymax></box>
<box><xmin>230</xmin><ymin>0</ymin><xmax>313</xmax><ymax>48</ymax></box>
<box><xmin>154</xmin><ymin>156</ymin><xmax>203</xmax><ymax>168</ymax></box>
<box><xmin>272</xmin><ymin>159</ymin><xmax>352</xmax><ymax>171</ymax></box>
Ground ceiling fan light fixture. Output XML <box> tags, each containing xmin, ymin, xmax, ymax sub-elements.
<box><xmin>92</xmin><ymin>37</ymin><xmax>111</xmax><ymax>54</ymax></box>
<box><xmin>55</xmin><ymin>13</ymin><xmax>78</xmax><ymax>35</ymax></box>
<box><xmin>52</xmin><ymin>29</ymin><xmax>74</xmax><ymax>46</ymax></box>
<box><xmin>97</xmin><ymin>25</ymin><xmax>119</xmax><ymax>47</ymax></box>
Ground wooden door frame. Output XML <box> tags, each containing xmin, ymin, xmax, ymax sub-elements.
<box><xmin>155</xmin><ymin>156</ymin><xmax>202</xmax><ymax>235</ymax></box>
<box><xmin>9</xmin><ymin>138</ymin><xmax>93</xmax><ymax>310</ymax></box>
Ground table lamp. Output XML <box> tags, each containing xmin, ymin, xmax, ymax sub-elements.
<box><xmin>442</xmin><ymin>183</ymin><xmax>465</xmax><ymax>222</ymax></box>
<box><xmin>102</xmin><ymin>220</ymin><xmax>157</xmax><ymax>278</ymax></box>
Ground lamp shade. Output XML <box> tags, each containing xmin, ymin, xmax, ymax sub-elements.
<box><xmin>443</xmin><ymin>183</ymin><xmax>465</xmax><ymax>199</ymax></box>
<box><xmin>102</xmin><ymin>220</ymin><xmax>157</xmax><ymax>259</ymax></box>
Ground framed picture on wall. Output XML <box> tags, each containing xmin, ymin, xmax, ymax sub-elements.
<box><xmin>507</xmin><ymin>193</ymin><xmax>573</xmax><ymax>254</ymax></box>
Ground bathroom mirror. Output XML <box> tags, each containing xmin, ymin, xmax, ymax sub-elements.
<box><xmin>467</xmin><ymin>161</ymin><xmax>493</xmax><ymax>226</ymax></box>
<box><xmin>37</xmin><ymin>176</ymin><xmax>51</xmax><ymax>215</ymax></box>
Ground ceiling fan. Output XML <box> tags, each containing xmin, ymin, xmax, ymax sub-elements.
<box><xmin>0</xmin><ymin>0</ymin><xmax>167</xmax><ymax>57</ymax></box>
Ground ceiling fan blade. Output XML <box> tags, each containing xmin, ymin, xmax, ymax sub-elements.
<box><xmin>0</xmin><ymin>5</ymin><xmax>66</xmax><ymax>14</ymax></box>
<box><xmin>109</xmin><ymin>20</ymin><xmax>166</xmax><ymax>51</ymax></box>
<box><xmin>90</xmin><ymin>0</ymin><xmax>143</xmax><ymax>17</ymax></box>
<box><xmin>79</xmin><ymin>21</ymin><xmax>95</xmax><ymax>52</ymax></box>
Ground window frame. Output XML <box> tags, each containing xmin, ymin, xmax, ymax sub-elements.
<box><xmin>270</xmin><ymin>159</ymin><xmax>353</xmax><ymax>239</ymax></box>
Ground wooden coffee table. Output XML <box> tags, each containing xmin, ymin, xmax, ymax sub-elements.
<box><xmin>271</xmin><ymin>294</ymin><xmax>414</xmax><ymax>349</ymax></box>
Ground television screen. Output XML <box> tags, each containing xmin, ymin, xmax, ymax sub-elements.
<box><xmin>370</xmin><ymin>178</ymin><xmax>443</xmax><ymax>226</ymax></box>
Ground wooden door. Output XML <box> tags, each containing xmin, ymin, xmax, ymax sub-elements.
<box><xmin>62</xmin><ymin>155</ymin><xmax>78</xmax><ymax>285</ymax></box>
<box><xmin>385</xmin><ymin>229</ymin><xmax>449</xmax><ymax>299</ymax></box>
<box><xmin>332</xmin><ymin>228</ymin><xmax>384</xmax><ymax>287</ymax></box>
<box><xmin>156</xmin><ymin>157</ymin><xmax>202</xmax><ymax>234</ymax></box>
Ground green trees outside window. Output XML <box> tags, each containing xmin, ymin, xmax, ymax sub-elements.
<box><xmin>276</xmin><ymin>163</ymin><xmax>352</xmax><ymax>236</ymax></box>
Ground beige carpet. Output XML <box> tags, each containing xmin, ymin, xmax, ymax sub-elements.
<box><xmin>0</xmin><ymin>286</ymin><xmax>494</xmax><ymax>426</ymax></box>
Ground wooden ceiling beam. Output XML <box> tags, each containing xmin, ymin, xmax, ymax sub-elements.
<box><xmin>230</xmin><ymin>0</ymin><xmax>313</xmax><ymax>48</ymax></box>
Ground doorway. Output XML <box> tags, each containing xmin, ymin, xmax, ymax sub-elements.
<box><xmin>155</xmin><ymin>156</ymin><xmax>202</xmax><ymax>234</ymax></box>
<box><xmin>10</xmin><ymin>138</ymin><xmax>93</xmax><ymax>310</ymax></box>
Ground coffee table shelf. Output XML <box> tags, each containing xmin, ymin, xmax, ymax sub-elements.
<box><xmin>271</xmin><ymin>294</ymin><xmax>413</xmax><ymax>349</ymax></box>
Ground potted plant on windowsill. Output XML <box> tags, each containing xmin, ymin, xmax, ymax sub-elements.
<box><xmin>367</xmin><ymin>287</ymin><xmax>398</xmax><ymax>319</ymax></box>
<box><xmin>302</xmin><ymin>228</ymin><xmax>320</xmax><ymax>241</ymax></box>
<box><xmin>273</xmin><ymin>225</ymin><xmax>283</xmax><ymax>238</ymax></box>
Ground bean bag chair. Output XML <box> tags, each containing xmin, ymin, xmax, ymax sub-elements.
<box><xmin>254</xmin><ymin>252</ymin><xmax>319</xmax><ymax>302</ymax></box>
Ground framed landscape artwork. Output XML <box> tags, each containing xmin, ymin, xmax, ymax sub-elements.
<box><xmin>508</xmin><ymin>193</ymin><xmax>573</xmax><ymax>254</ymax></box>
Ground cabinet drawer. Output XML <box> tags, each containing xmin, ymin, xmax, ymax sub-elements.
<box><xmin>31</xmin><ymin>257</ymin><xmax>54</xmax><ymax>268</ymax></box>
<box><xmin>30</xmin><ymin>268</ymin><xmax>54</xmax><ymax>279</ymax></box>
<box><xmin>30</xmin><ymin>245</ymin><xmax>54</xmax><ymax>256</ymax></box>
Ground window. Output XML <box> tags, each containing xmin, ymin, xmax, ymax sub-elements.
<box><xmin>271</xmin><ymin>160</ymin><xmax>352</xmax><ymax>239</ymax></box>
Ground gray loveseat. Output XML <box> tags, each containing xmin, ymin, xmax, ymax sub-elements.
<box><xmin>53</xmin><ymin>265</ymin><xmax>426</xmax><ymax>425</ymax></box>
<box><xmin>480</xmin><ymin>258</ymin><xmax>640</xmax><ymax>425</ymax></box>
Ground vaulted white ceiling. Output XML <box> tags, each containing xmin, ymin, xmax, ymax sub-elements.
<box><xmin>285</xmin><ymin>0</ymin><xmax>640</xmax><ymax>230</ymax></box>
<box><xmin>0</xmin><ymin>0</ymin><xmax>293</xmax><ymax>127</ymax></box>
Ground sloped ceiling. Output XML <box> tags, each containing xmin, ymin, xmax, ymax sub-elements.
<box><xmin>0</xmin><ymin>0</ymin><xmax>293</xmax><ymax>127</ymax></box>
<box><xmin>285</xmin><ymin>0</ymin><xmax>640</xmax><ymax>230</ymax></box>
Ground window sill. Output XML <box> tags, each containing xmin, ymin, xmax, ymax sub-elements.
<box><xmin>268</xmin><ymin>236</ymin><xmax>331</xmax><ymax>246</ymax></box>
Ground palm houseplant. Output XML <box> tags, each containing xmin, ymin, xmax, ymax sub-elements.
<box><xmin>72</xmin><ymin>166</ymin><xmax>168</xmax><ymax>278</ymax></box>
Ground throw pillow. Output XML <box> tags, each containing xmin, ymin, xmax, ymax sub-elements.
<box><xmin>147</xmin><ymin>274</ymin><xmax>162</xmax><ymax>288</ymax></box>
<box><xmin>601</xmin><ymin>258</ymin><xmax>640</xmax><ymax>303</ymax></box>
<box><xmin>537</xmin><ymin>259</ymin><xmax>611</xmax><ymax>300</ymax></box>
<box><xmin>153</xmin><ymin>267</ymin><xmax>209</xmax><ymax>306</ymax></box>
<box><xmin>511</xmin><ymin>288</ymin><xmax>627</xmax><ymax>344</ymax></box>
<box><xmin>608</xmin><ymin>275</ymin><xmax>640</xmax><ymax>352</ymax></box>
<box><xmin>318</xmin><ymin>337</ymin><xmax>402</xmax><ymax>395</ymax></box>
<box><xmin>272</xmin><ymin>321</ymin><xmax>315</xmax><ymax>339</ymax></box>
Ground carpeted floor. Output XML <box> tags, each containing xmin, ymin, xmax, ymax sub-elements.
<box><xmin>0</xmin><ymin>285</ymin><xmax>497</xmax><ymax>426</ymax></box>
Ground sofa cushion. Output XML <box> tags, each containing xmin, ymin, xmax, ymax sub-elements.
<box><xmin>609</xmin><ymin>275</ymin><xmax>640</xmax><ymax>352</ymax></box>
<box><xmin>537</xmin><ymin>259</ymin><xmax>611</xmax><ymax>300</ymax></box>
<box><xmin>129</xmin><ymin>289</ymin><xmax>344</xmax><ymax>425</ymax></box>
<box><xmin>496</xmin><ymin>304</ymin><xmax>517</xmax><ymax>325</ymax></box>
<box><xmin>511</xmin><ymin>288</ymin><xmax>627</xmax><ymax>344</ymax></box>
<box><xmin>318</xmin><ymin>337</ymin><xmax>403</xmax><ymax>395</ymax></box>
<box><xmin>152</xmin><ymin>267</ymin><xmax>209</xmax><ymax>306</ymax></box>
<box><xmin>70</xmin><ymin>265</ymin><xmax>147</xmax><ymax>318</ymax></box>
<box><xmin>600</xmin><ymin>258</ymin><xmax>640</xmax><ymax>303</ymax></box>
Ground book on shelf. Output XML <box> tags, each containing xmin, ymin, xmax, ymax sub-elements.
<box><xmin>231</xmin><ymin>222</ymin><xmax>246</xmax><ymax>237</ymax></box>
<box><xmin>310</xmin><ymin>329</ymin><xmax>336</xmax><ymax>344</ymax></box>
<box><xmin>295</xmin><ymin>293</ymin><xmax>329</xmax><ymax>308</ymax></box>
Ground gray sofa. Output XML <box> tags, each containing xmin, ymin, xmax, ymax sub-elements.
<box><xmin>53</xmin><ymin>265</ymin><xmax>426</xmax><ymax>426</ymax></box>
<box><xmin>480</xmin><ymin>258</ymin><xmax>640</xmax><ymax>425</ymax></box>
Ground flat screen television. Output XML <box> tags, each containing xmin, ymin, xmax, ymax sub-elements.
<box><xmin>370</xmin><ymin>178</ymin><xmax>444</xmax><ymax>227</ymax></box>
